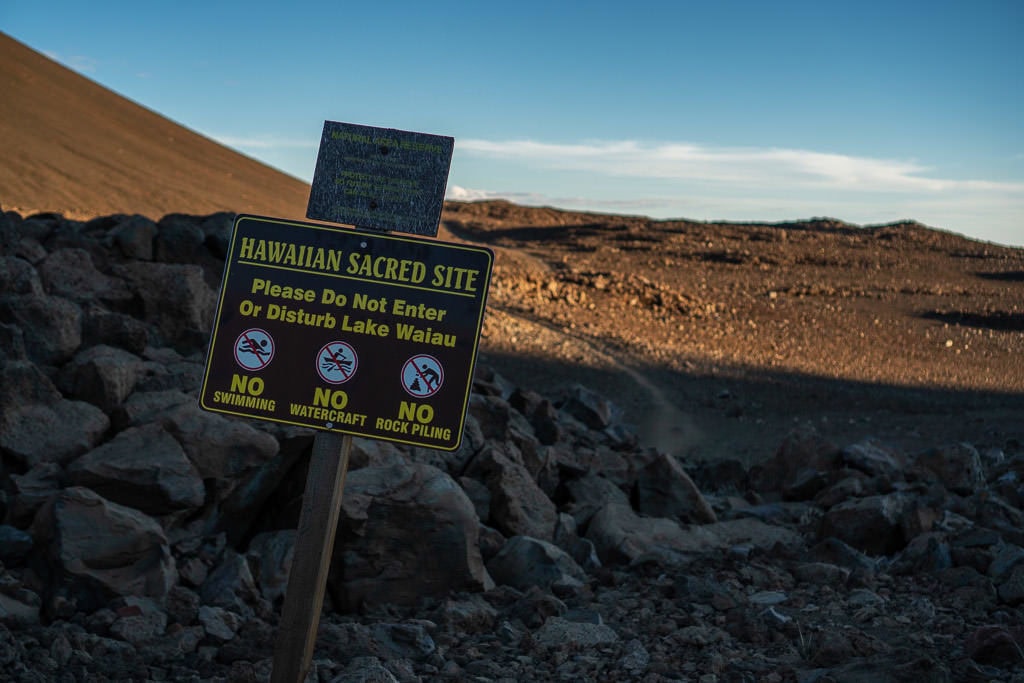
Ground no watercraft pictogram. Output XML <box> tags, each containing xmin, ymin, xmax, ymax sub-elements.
<box><xmin>401</xmin><ymin>354</ymin><xmax>444</xmax><ymax>398</ymax></box>
<box><xmin>317</xmin><ymin>341</ymin><xmax>358</xmax><ymax>384</ymax></box>
<box><xmin>235</xmin><ymin>329</ymin><xmax>275</xmax><ymax>371</ymax></box>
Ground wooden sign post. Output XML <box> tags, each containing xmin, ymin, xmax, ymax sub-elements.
<box><xmin>183</xmin><ymin>121</ymin><xmax>488</xmax><ymax>683</ymax></box>
<box><xmin>199</xmin><ymin>122</ymin><xmax>490</xmax><ymax>682</ymax></box>
<box><xmin>270</xmin><ymin>432</ymin><xmax>351</xmax><ymax>683</ymax></box>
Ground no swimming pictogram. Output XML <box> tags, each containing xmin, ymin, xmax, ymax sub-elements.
<box><xmin>401</xmin><ymin>354</ymin><xmax>443</xmax><ymax>398</ymax></box>
<box><xmin>234</xmin><ymin>329</ymin><xmax>274</xmax><ymax>371</ymax></box>
<box><xmin>317</xmin><ymin>341</ymin><xmax>358</xmax><ymax>384</ymax></box>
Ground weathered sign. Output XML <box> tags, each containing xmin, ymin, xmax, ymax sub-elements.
<box><xmin>199</xmin><ymin>214</ymin><xmax>492</xmax><ymax>451</ymax></box>
<box><xmin>306</xmin><ymin>121</ymin><xmax>454</xmax><ymax>236</ymax></box>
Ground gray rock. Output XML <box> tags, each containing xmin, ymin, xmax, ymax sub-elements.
<box><xmin>534</xmin><ymin>616</ymin><xmax>619</xmax><ymax>649</ymax></box>
<box><xmin>748</xmin><ymin>425</ymin><xmax>841</xmax><ymax>494</ymax></box>
<box><xmin>464</xmin><ymin>445</ymin><xmax>557</xmax><ymax>541</ymax></box>
<box><xmin>458</xmin><ymin>475</ymin><xmax>491</xmax><ymax>522</ymax></box>
<box><xmin>159</xmin><ymin>401</ymin><xmax>279</xmax><ymax>482</ymax></box>
<box><xmin>562</xmin><ymin>472</ymin><xmax>631</xmax><ymax>528</ymax></box>
<box><xmin>0</xmin><ymin>399</ymin><xmax>109</xmax><ymax>468</ymax></box>
<box><xmin>0</xmin><ymin>591</ymin><xmax>40</xmax><ymax>627</ymax></box>
<box><xmin>329</xmin><ymin>656</ymin><xmax>400</xmax><ymax>683</ymax></box>
<box><xmin>111</xmin><ymin>389</ymin><xmax>193</xmax><ymax>431</ymax></box>
<box><xmin>965</xmin><ymin>624</ymin><xmax>1024</xmax><ymax>666</ymax></box>
<box><xmin>553</xmin><ymin>512</ymin><xmax>602</xmax><ymax>571</ymax></box>
<box><xmin>0</xmin><ymin>292</ymin><xmax>82</xmax><ymax>364</ymax></box>
<box><xmin>0</xmin><ymin>255</ymin><xmax>43</xmax><ymax>295</ymax></box>
<box><xmin>467</xmin><ymin>393</ymin><xmax>516</xmax><ymax>440</ymax></box>
<box><xmin>792</xmin><ymin>561</ymin><xmax>851</xmax><ymax>586</ymax></box>
<box><xmin>888</xmin><ymin>532</ymin><xmax>952</xmax><ymax>575</ymax></box>
<box><xmin>332</xmin><ymin>463</ymin><xmax>493</xmax><ymax>610</ymax></box>
<box><xmin>819</xmin><ymin>492</ymin><xmax>916</xmax><ymax>556</ymax></box>
<box><xmin>109</xmin><ymin>215</ymin><xmax>157</xmax><ymax>260</ymax></box>
<box><xmin>585</xmin><ymin>501</ymin><xmax>691</xmax><ymax>565</ymax></box>
<box><xmin>199</xmin><ymin>550</ymin><xmax>259</xmax><ymax>614</ymax></box>
<box><xmin>82</xmin><ymin>309</ymin><xmax>149</xmax><ymax>354</ymax></box>
<box><xmin>0</xmin><ymin>323</ymin><xmax>26</xmax><ymax>361</ymax></box>
<box><xmin>350</xmin><ymin>437</ymin><xmax>406</xmax><ymax>471</ymax></box>
<box><xmin>841</xmin><ymin>438</ymin><xmax>908</xmax><ymax>479</ymax></box>
<box><xmin>369</xmin><ymin>622</ymin><xmax>436</xmax><ymax>660</ymax></box>
<box><xmin>617</xmin><ymin>638</ymin><xmax>650</xmax><ymax>676</ymax></box>
<box><xmin>113</xmin><ymin>262</ymin><xmax>215</xmax><ymax>351</ymax></box>
<box><xmin>588</xmin><ymin>503</ymin><xmax>803</xmax><ymax>566</ymax></box>
<box><xmin>197</xmin><ymin>605</ymin><xmax>242</xmax><ymax>641</ymax></box>
<box><xmin>67</xmin><ymin>423</ymin><xmax>205</xmax><ymax>515</ymax></box>
<box><xmin>433</xmin><ymin>595</ymin><xmax>498</xmax><ymax>634</ymax></box>
<box><xmin>31</xmin><ymin>487</ymin><xmax>175</xmax><ymax>611</ymax></box>
<box><xmin>561</xmin><ymin>384</ymin><xmax>616</xmax><ymax>430</ymax></box>
<box><xmin>915</xmin><ymin>442</ymin><xmax>986</xmax><ymax>495</ymax></box>
<box><xmin>0</xmin><ymin>359</ymin><xmax>61</xmax><ymax>409</ymax></box>
<box><xmin>634</xmin><ymin>451</ymin><xmax>717</xmax><ymax>524</ymax></box>
<box><xmin>108</xmin><ymin>596</ymin><xmax>168</xmax><ymax>645</ymax></box>
<box><xmin>486</xmin><ymin>535</ymin><xmax>587</xmax><ymax>591</ymax></box>
<box><xmin>5</xmin><ymin>462</ymin><xmax>62</xmax><ymax>527</ymax></box>
<box><xmin>988</xmin><ymin>544</ymin><xmax>1024</xmax><ymax>580</ymax></box>
<box><xmin>58</xmin><ymin>344</ymin><xmax>142</xmax><ymax>412</ymax></box>
<box><xmin>0</xmin><ymin>525</ymin><xmax>33</xmax><ymax>565</ymax></box>
<box><xmin>197</xmin><ymin>212</ymin><xmax>235</xmax><ymax>258</ymax></box>
<box><xmin>245</xmin><ymin>530</ymin><xmax>295</xmax><ymax>604</ymax></box>
<box><xmin>996</xmin><ymin>564</ymin><xmax>1024</xmax><ymax>606</ymax></box>
<box><xmin>37</xmin><ymin>248</ymin><xmax>131</xmax><ymax>305</ymax></box>
<box><xmin>155</xmin><ymin>214</ymin><xmax>206</xmax><ymax>264</ymax></box>
<box><xmin>165</xmin><ymin>585</ymin><xmax>201</xmax><ymax>626</ymax></box>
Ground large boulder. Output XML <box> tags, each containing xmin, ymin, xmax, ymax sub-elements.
<box><xmin>634</xmin><ymin>451</ymin><xmax>716</xmax><ymax>524</ymax></box>
<box><xmin>330</xmin><ymin>463</ymin><xmax>492</xmax><ymax>610</ymax></box>
<box><xmin>464</xmin><ymin>445</ymin><xmax>557</xmax><ymax>541</ymax></box>
<box><xmin>0</xmin><ymin>292</ymin><xmax>82</xmax><ymax>364</ymax></box>
<box><xmin>66</xmin><ymin>424</ymin><xmax>205</xmax><ymax>516</ymax></box>
<box><xmin>915</xmin><ymin>443</ymin><xmax>986</xmax><ymax>496</ymax></box>
<box><xmin>749</xmin><ymin>426</ymin><xmax>841</xmax><ymax>495</ymax></box>
<box><xmin>113</xmin><ymin>262</ymin><xmax>215</xmax><ymax>351</ymax></box>
<box><xmin>57</xmin><ymin>344</ymin><xmax>143</xmax><ymax>412</ymax></box>
<box><xmin>819</xmin><ymin>493</ymin><xmax>919</xmax><ymax>556</ymax></box>
<box><xmin>0</xmin><ymin>399</ymin><xmax>109</xmax><ymax>468</ymax></box>
<box><xmin>37</xmin><ymin>248</ymin><xmax>132</xmax><ymax>306</ymax></box>
<box><xmin>31</xmin><ymin>487</ymin><xmax>176</xmax><ymax>611</ymax></box>
<box><xmin>585</xmin><ymin>501</ymin><xmax>693</xmax><ymax>565</ymax></box>
<box><xmin>486</xmin><ymin>535</ymin><xmax>587</xmax><ymax>591</ymax></box>
<box><xmin>158</xmin><ymin>402</ymin><xmax>279</xmax><ymax>482</ymax></box>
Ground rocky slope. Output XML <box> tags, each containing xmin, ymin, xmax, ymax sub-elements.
<box><xmin>447</xmin><ymin>200</ymin><xmax>1024</xmax><ymax>463</ymax></box>
<box><xmin>2</xmin><ymin>209</ymin><xmax>1024</xmax><ymax>683</ymax></box>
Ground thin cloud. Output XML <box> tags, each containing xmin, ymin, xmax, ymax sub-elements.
<box><xmin>213</xmin><ymin>135</ymin><xmax>317</xmax><ymax>151</ymax></box>
<box><xmin>459</xmin><ymin>139</ymin><xmax>1024</xmax><ymax>195</ymax></box>
<box><xmin>43</xmin><ymin>51</ymin><xmax>97</xmax><ymax>74</ymax></box>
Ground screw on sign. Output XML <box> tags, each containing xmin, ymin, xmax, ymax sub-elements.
<box><xmin>401</xmin><ymin>354</ymin><xmax>444</xmax><ymax>398</ymax></box>
<box><xmin>234</xmin><ymin>329</ymin><xmax>275</xmax><ymax>371</ymax></box>
<box><xmin>316</xmin><ymin>341</ymin><xmax>358</xmax><ymax>384</ymax></box>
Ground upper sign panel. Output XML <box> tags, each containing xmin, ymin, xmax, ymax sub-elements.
<box><xmin>306</xmin><ymin>121</ymin><xmax>454</xmax><ymax>236</ymax></box>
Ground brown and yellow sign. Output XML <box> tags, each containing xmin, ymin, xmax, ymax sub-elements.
<box><xmin>199</xmin><ymin>214</ymin><xmax>492</xmax><ymax>450</ymax></box>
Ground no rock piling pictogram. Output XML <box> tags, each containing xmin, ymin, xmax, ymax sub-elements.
<box><xmin>401</xmin><ymin>354</ymin><xmax>443</xmax><ymax>398</ymax></box>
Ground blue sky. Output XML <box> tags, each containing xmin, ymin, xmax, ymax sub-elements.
<box><xmin>4</xmin><ymin>1</ymin><xmax>1022</xmax><ymax>246</ymax></box>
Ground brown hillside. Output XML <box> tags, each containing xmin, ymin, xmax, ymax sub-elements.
<box><xmin>0</xmin><ymin>32</ymin><xmax>310</xmax><ymax>220</ymax></box>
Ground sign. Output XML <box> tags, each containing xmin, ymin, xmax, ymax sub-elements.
<box><xmin>306</xmin><ymin>121</ymin><xmax>454</xmax><ymax>236</ymax></box>
<box><xmin>199</xmin><ymin>214</ymin><xmax>492</xmax><ymax>451</ymax></box>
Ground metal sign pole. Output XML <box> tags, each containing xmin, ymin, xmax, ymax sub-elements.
<box><xmin>270</xmin><ymin>432</ymin><xmax>353</xmax><ymax>683</ymax></box>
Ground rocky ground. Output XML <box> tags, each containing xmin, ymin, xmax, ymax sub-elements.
<box><xmin>443</xmin><ymin>201</ymin><xmax>1024</xmax><ymax>463</ymax></box>
<box><xmin>1</xmin><ymin>206</ymin><xmax>1023</xmax><ymax>683</ymax></box>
